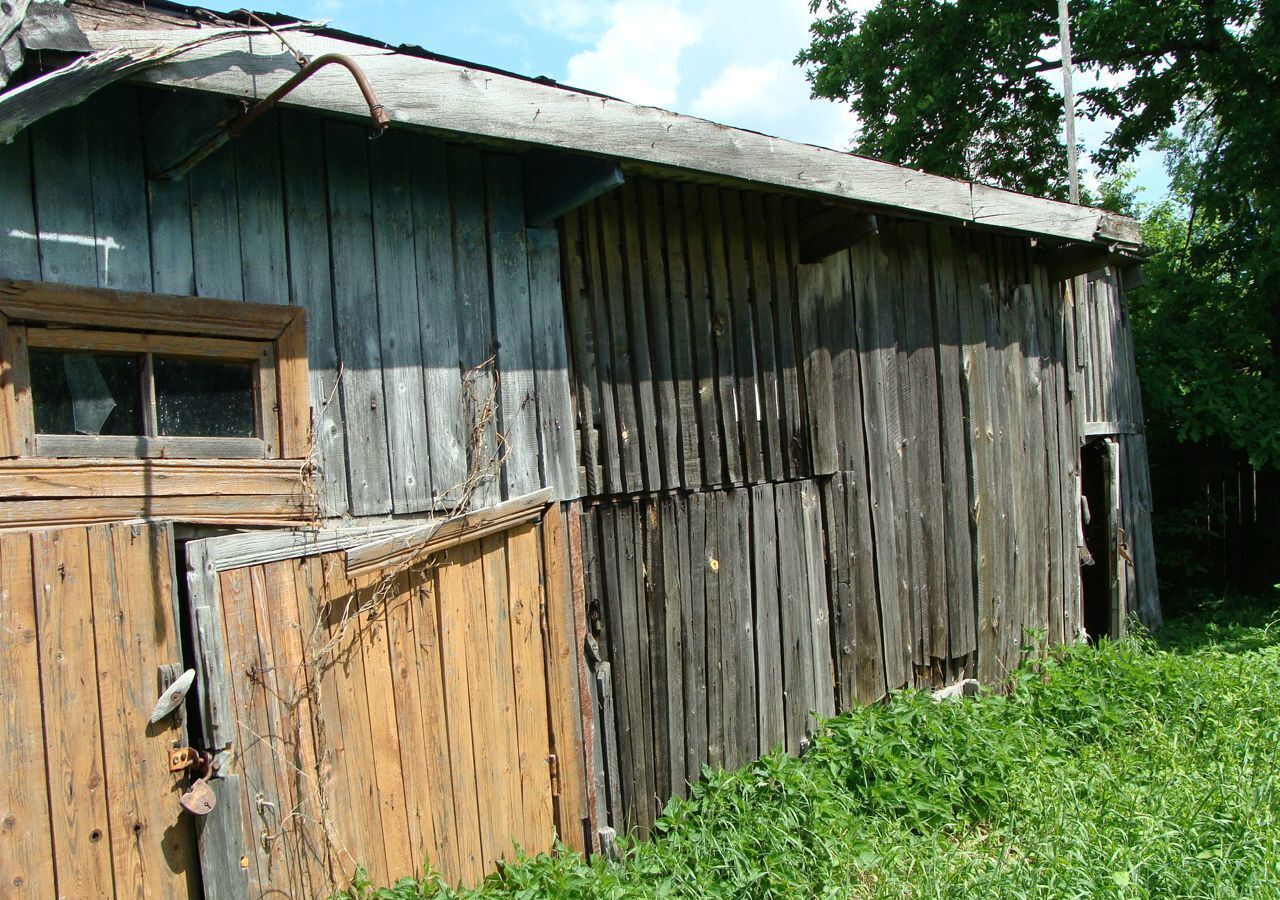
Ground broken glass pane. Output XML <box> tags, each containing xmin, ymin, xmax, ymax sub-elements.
<box><xmin>154</xmin><ymin>357</ymin><xmax>256</xmax><ymax>438</ymax></box>
<box><xmin>30</xmin><ymin>349</ymin><xmax>143</xmax><ymax>435</ymax></box>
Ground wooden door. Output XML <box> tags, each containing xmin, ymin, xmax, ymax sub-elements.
<box><xmin>185</xmin><ymin>503</ymin><xmax>590</xmax><ymax>896</ymax></box>
<box><xmin>0</xmin><ymin>522</ymin><xmax>198</xmax><ymax>898</ymax></box>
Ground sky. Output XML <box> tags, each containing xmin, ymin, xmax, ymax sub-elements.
<box><xmin>288</xmin><ymin>0</ymin><xmax>1170</xmax><ymax>204</ymax></box>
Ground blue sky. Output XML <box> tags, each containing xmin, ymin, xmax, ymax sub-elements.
<box><xmin>290</xmin><ymin>0</ymin><xmax>1170</xmax><ymax>203</ymax></box>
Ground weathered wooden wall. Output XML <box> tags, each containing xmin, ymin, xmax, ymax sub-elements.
<box><xmin>0</xmin><ymin>84</ymin><xmax>577</xmax><ymax>517</ymax></box>
<box><xmin>571</xmin><ymin>189</ymin><xmax>1088</xmax><ymax>832</ymax></box>
<box><xmin>189</xmin><ymin>506</ymin><xmax>589</xmax><ymax>894</ymax></box>
<box><xmin>0</xmin><ymin>522</ymin><xmax>198</xmax><ymax>898</ymax></box>
<box><xmin>1074</xmin><ymin>269</ymin><xmax>1160</xmax><ymax>627</ymax></box>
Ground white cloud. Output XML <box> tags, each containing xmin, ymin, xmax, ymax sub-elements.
<box><xmin>564</xmin><ymin>2</ymin><xmax>703</xmax><ymax>107</ymax></box>
<box><xmin>690</xmin><ymin>58</ymin><xmax>857</xmax><ymax>150</ymax></box>
<box><xmin>517</xmin><ymin>0</ymin><xmax>607</xmax><ymax>42</ymax></box>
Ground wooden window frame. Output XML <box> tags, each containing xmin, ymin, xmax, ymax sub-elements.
<box><xmin>0</xmin><ymin>279</ymin><xmax>313</xmax><ymax>530</ymax></box>
<box><xmin>0</xmin><ymin>279</ymin><xmax>309</xmax><ymax>461</ymax></box>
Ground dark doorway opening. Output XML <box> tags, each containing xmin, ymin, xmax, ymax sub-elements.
<box><xmin>1080</xmin><ymin>438</ymin><xmax>1113</xmax><ymax>640</ymax></box>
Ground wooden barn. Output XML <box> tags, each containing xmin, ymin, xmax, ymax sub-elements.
<box><xmin>0</xmin><ymin>0</ymin><xmax>1160</xmax><ymax>896</ymax></box>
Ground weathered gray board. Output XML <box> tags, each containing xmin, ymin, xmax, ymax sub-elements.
<box><xmin>0</xmin><ymin>84</ymin><xmax>577</xmax><ymax>516</ymax></box>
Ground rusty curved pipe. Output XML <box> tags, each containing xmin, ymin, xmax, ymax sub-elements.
<box><xmin>161</xmin><ymin>53</ymin><xmax>389</xmax><ymax>180</ymax></box>
<box><xmin>225</xmin><ymin>53</ymin><xmax>390</xmax><ymax>138</ymax></box>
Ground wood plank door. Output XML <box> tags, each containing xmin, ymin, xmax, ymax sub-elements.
<box><xmin>185</xmin><ymin>503</ymin><xmax>590</xmax><ymax>897</ymax></box>
<box><xmin>1</xmin><ymin>522</ymin><xmax>199</xmax><ymax>898</ymax></box>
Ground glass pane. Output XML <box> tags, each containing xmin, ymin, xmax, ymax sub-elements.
<box><xmin>30</xmin><ymin>349</ymin><xmax>144</xmax><ymax>436</ymax></box>
<box><xmin>154</xmin><ymin>357</ymin><xmax>257</xmax><ymax>438</ymax></box>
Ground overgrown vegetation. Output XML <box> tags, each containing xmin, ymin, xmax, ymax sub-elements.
<box><xmin>337</xmin><ymin>594</ymin><xmax>1280</xmax><ymax>899</ymax></box>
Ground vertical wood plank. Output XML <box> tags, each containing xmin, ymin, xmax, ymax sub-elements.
<box><xmin>33</xmin><ymin>527</ymin><xmax>113</xmax><ymax>898</ymax></box>
<box><xmin>449</xmin><ymin>146</ymin><xmax>500</xmax><ymax>508</ymax></box>
<box><xmin>560</xmin><ymin>210</ymin><xmax>604</xmax><ymax>494</ymax></box>
<box><xmin>233</xmin><ymin>110</ymin><xmax>290</xmax><ymax>304</ymax></box>
<box><xmin>91</xmin><ymin>524</ymin><xmax>195</xmax><ymax>900</ymax></box>
<box><xmin>221</xmin><ymin>565</ymin><xmax>291</xmax><ymax>895</ymax></box>
<box><xmin>768</xmin><ymin>197</ymin><xmax>806</xmax><ymax>478</ymax></box>
<box><xmin>355</xmin><ymin>573</ymin><xmax>415</xmax><ymax>882</ymax></box>
<box><xmin>411</xmin><ymin>138</ymin><xmax>469</xmax><ymax>507</ymax></box>
<box><xmin>542</xmin><ymin>502</ymin><xmax>590</xmax><ymax>851</ymax></box>
<box><xmin>702</xmin><ymin>188</ymin><xmax>743</xmax><ymax>485</ymax></box>
<box><xmin>683</xmin><ymin>186</ymin><xmax>723</xmax><ymax>486</ymax></box>
<box><xmin>751</xmin><ymin>483</ymin><xmax>785</xmax><ymax>750</ymax></box>
<box><xmin>260</xmin><ymin>560</ymin><xmax>328</xmax><ymax>893</ymax></box>
<box><xmin>618</xmin><ymin>184</ymin><xmax>664</xmax><ymax>490</ymax></box>
<box><xmin>681</xmin><ymin>492</ymin><xmax>709</xmax><ymax>782</ymax></box>
<box><xmin>642</xmin><ymin>501</ymin><xmax>671</xmax><ymax>806</ymax></box>
<box><xmin>658</xmin><ymin>498</ymin><xmax>687</xmax><ymax>797</ymax></box>
<box><xmin>86</xmin><ymin>87</ymin><xmax>153</xmax><ymax>292</ymax></box>
<box><xmin>850</xmin><ymin>238</ymin><xmax>910</xmax><ymax>690</ymax></box>
<box><xmin>929</xmin><ymin>226</ymin><xmax>977</xmax><ymax>662</ymax></box>
<box><xmin>703</xmin><ymin>492</ymin><xmax>726</xmax><ymax>770</ymax></box>
<box><xmin>507</xmin><ymin>523</ymin><xmax>556</xmax><ymax>850</ymax></box>
<box><xmin>596</xmin><ymin>193</ymin><xmax>644</xmax><ymax>494</ymax></box>
<box><xmin>190</xmin><ymin>142</ymin><xmax>245</xmax><ymax>300</ymax></box>
<box><xmin>661</xmin><ymin>184</ymin><xmax>702</xmax><ymax>488</ymax></box>
<box><xmin>638</xmin><ymin>180</ymin><xmax>681</xmax><ymax>490</ymax></box>
<box><xmin>796</xmin><ymin>264</ymin><xmax>837</xmax><ymax>475</ymax></box>
<box><xmin>744</xmin><ymin>193</ymin><xmax>784</xmax><ymax>481</ymax></box>
<box><xmin>625</xmin><ymin>501</ymin><xmax>656</xmax><ymax>830</ymax></box>
<box><xmin>800</xmin><ymin>481</ymin><xmax>834</xmax><ymax>717</ymax></box>
<box><xmin>775</xmin><ymin>481</ymin><xmax>813</xmax><ymax>751</ymax></box>
<box><xmin>721</xmin><ymin>192</ymin><xmax>764</xmax><ymax>485</ymax></box>
<box><xmin>370</xmin><ymin>132</ymin><xmax>434</xmax><ymax>513</ymax></box>
<box><xmin>897</xmin><ymin>224</ymin><xmax>950</xmax><ymax>669</ymax></box>
<box><xmin>31</xmin><ymin>107</ymin><xmax>99</xmax><ymax>287</ymax></box>
<box><xmin>293</xmin><ymin>556</ymin><xmax>353</xmax><ymax>887</ymax></box>
<box><xmin>486</xmin><ymin>156</ymin><xmax>540</xmax><ymax>500</ymax></box>
<box><xmin>0</xmin><ymin>532</ymin><xmax>55</xmax><ymax>896</ymax></box>
<box><xmin>528</xmin><ymin>227</ymin><xmax>578</xmax><ymax>500</ymax></box>
<box><xmin>596</xmin><ymin>508</ymin><xmax>634</xmax><ymax>828</ymax></box>
<box><xmin>477</xmin><ymin>534</ymin><xmax>523</xmax><ymax>861</ymax></box>
<box><xmin>316</xmin><ymin>561</ymin><xmax>389</xmax><ymax>886</ymax></box>
<box><xmin>0</xmin><ymin>129</ymin><xmax>40</xmax><ymax>281</ymax></box>
<box><xmin>280</xmin><ymin>109</ymin><xmax>350</xmax><ymax>517</ymax></box>
<box><xmin>433</xmin><ymin>553</ymin><xmax>489</xmax><ymax>884</ymax></box>
<box><xmin>399</xmin><ymin>566</ymin><xmax>460</xmax><ymax>879</ymax></box>
<box><xmin>326</xmin><ymin>121</ymin><xmax>393</xmax><ymax>516</ymax></box>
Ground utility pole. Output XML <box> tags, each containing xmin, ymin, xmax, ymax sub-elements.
<box><xmin>1058</xmin><ymin>0</ymin><xmax>1081</xmax><ymax>203</ymax></box>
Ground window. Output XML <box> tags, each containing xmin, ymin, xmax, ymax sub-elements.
<box><xmin>0</xmin><ymin>280</ymin><xmax>310</xmax><ymax>461</ymax></box>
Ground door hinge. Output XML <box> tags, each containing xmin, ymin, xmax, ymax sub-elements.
<box><xmin>548</xmin><ymin>753</ymin><xmax>560</xmax><ymax>799</ymax></box>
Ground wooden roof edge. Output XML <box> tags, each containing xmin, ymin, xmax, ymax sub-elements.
<box><xmin>12</xmin><ymin>13</ymin><xmax>1140</xmax><ymax>249</ymax></box>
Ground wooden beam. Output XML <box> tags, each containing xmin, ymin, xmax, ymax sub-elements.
<box><xmin>523</xmin><ymin>150</ymin><xmax>625</xmax><ymax>227</ymax></box>
<box><xmin>344</xmin><ymin>488</ymin><xmax>553</xmax><ymax>576</ymax></box>
<box><xmin>0</xmin><ymin>494</ymin><xmax>311</xmax><ymax>530</ymax></box>
<box><xmin>0</xmin><ymin>457</ymin><xmax>306</xmax><ymax>497</ymax></box>
<box><xmin>0</xmin><ymin>279</ymin><xmax>298</xmax><ymax>338</ymax></box>
<box><xmin>797</xmin><ymin>207</ymin><xmax>877</xmax><ymax>263</ymax></box>
<box><xmin>68</xmin><ymin>28</ymin><xmax>1139</xmax><ymax>247</ymax></box>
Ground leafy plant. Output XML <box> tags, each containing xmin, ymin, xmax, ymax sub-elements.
<box><xmin>335</xmin><ymin>593</ymin><xmax>1280</xmax><ymax>899</ymax></box>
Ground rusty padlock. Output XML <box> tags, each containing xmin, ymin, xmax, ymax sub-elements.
<box><xmin>179</xmin><ymin>778</ymin><xmax>217</xmax><ymax>816</ymax></box>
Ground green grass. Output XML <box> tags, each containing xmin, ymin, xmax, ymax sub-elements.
<box><xmin>339</xmin><ymin>593</ymin><xmax>1280</xmax><ymax>899</ymax></box>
